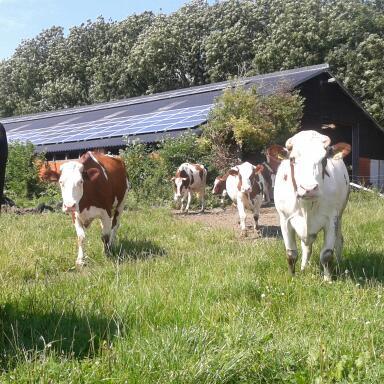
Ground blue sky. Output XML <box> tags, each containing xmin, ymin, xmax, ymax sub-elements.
<box><xmin>0</xmin><ymin>0</ymin><xmax>200</xmax><ymax>60</ymax></box>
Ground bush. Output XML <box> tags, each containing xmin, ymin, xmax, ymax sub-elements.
<box><xmin>5</xmin><ymin>141</ymin><xmax>60</xmax><ymax>206</ymax></box>
<box><xmin>203</xmin><ymin>84</ymin><xmax>304</xmax><ymax>172</ymax></box>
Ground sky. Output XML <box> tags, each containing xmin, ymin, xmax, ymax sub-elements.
<box><xmin>0</xmin><ymin>0</ymin><xmax>198</xmax><ymax>60</ymax></box>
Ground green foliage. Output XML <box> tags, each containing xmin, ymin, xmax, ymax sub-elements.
<box><xmin>5</xmin><ymin>141</ymin><xmax>43</xmax><ymax>200</ymax></box>
<box><xmin>1</xmin><ymin>0</ymin><xmax>383</xmax><ymax>123</ymax></box>
<box><xmin>4</xmin><ymin>141</ymin><xmax>59</xmax><ymax>205</ymax></box>
<box><xmin>203</xmin><ymin>85</ymin><xmax>303</xmax><ymax>171</ymax></box>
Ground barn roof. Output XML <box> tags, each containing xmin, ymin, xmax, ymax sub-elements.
<box><xmin>1</xmin><ymin>63</ymin><xmax>381</xmax><ymax>154</ymax></box>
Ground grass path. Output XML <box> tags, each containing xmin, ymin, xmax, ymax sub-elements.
<box><xmin>0</xmin><ymin>192</ymin><xmax>384</xmax><ymax>382</ymax></box>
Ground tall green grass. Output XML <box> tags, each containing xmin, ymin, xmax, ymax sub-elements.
<box><xmin>0</xmin><ymin>191</ymin><xmax>383</xmax><ymax>383</ymax></box>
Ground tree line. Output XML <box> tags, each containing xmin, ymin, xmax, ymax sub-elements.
<box><xmin>0</xmin><ymin>0</ymin><xmax>383</xmax><ymax>124</ymax></box>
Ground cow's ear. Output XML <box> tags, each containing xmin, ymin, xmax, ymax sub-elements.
<box><xmin>255</xmin><ymin>164</ymin><xmax>264</xmax><ymax>174</ymax></box>
<box><xmin>41</xmin><ymin>169</ymin><xmax>61</xmax><ymax>182</ymax></box>
<box><xmin>328</xmin><ymin>143</ymin><xmax>351</xmax><ymax>160</ymax></box>
<box><xmin>83</xmin><ymin>167</ymin><xmax>101</xmax><ymax>182</ymax></box>
<box><xmin>228</xmin><ymin>168</ymin><xmax>239</xmax><ymax>176</ymax></box>
<box><xmin>171</xmin><ymin>176</ymin><xmax>175</xmax><ymax>182</ymax></box>
<box><xmin>266</xmin><ymin>144</ymin><xmax>289</xmax><ymax>161</ymax></box>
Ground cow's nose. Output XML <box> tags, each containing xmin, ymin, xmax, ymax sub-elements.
<box><xmin>298</xmin><ymin>184</ymin><xmax>319</xmax><ymax>197</ymax></box>
<box><xmin>63</xmin><ymin>203</ymin><xmax>76</xmax><ymax>212</ymax></box>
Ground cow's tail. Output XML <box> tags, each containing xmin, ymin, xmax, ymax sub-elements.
<box><xmin>0</xmin><ymin>123</ymin><xmax>8</xmax><ymax>211</ymax></box>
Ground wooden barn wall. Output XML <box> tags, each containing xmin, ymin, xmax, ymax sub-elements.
<box><xmin>298</xmin><ymin>74</ymin><xmax>384</xmax><ymax>161</ymax></box>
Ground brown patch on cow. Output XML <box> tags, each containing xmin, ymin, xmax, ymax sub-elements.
<box><xmin>193</xmin><ymin>164</ymin><xmax>205</xmax><ymax>180</ymax></box>
<box><xmin>237</xmin><ymin>172</ymin><xmax>243</xmax><ymax>191</ymax></box>
<box><xmin>78</xmin><ymin>152</ymin><xmax>128</xmax><ymax>217</ymax></box>
<box><xmin>213</xmin><ymin>174</ymin><xmax>229</xmax><ymax>195</ymax></box>
<box><xmin>249</xmin><ymin>173</ymin><xmax>262</xmax><ymax>199</ymax></box>
<box><xmin>283</xmin><ymin>174</ymin><xmax>288</xmax><ymax>181</ymax></box>
<box><xmin>175</xmin><ymin>169</ymin><xmax>191</xmax><ymax>189</ymax></box>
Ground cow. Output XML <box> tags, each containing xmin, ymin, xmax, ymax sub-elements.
<box><xmin>212</xmin><ymin>173</ymin><xmax>229</xmax><ymax>206</ymax></box>
<box><xmin>270</xmin><ymin>130</ymin><xmax>351</xmax><ymax>281</ymax></box>
<box><xmin>260</xmin><ymin>144</ymin><xmax>284</xmax><ymax>203</ymax></box>
<box><xmin>225</xmin><ymin>162</ymin><xmax>264</xmax><ymax>234</ymax></box>
<box><xmin>0</xmin><ymin>123</ymin><xmax>8</xmax><ymax>210</ymax></box>
<box><xmin>172</xmin><ymin>163</ymin><xmax>207</xmax><ymax>213</ymax></box>
<box><xmin>42</xmin><ymin>151</ymin><xmax>129</xmax><ymax>267</ymax></box>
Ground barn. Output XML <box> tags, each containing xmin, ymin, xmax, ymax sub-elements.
<box><xmin>2</xmin><ymin>63</ymin><xmax>384</xmax><ymax>187</ymax></box>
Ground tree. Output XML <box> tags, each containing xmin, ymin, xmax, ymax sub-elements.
<box><xmin>203</xmin><ymin>84</ymin><xmax>303</xmax><ymax>171</ymax></box>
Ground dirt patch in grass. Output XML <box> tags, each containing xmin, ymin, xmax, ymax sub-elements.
<box><xmin>173</xmin><ymin>204</ymin><xmax>281</xmax><ymax>238</ymax></box>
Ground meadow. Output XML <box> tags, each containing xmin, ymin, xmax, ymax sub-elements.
<box><xmin>0</xmin><ymin>191</ymin><xmax>384</xmax><ymax>383</ymax></box>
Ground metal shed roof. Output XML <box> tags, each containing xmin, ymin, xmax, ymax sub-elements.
<box><xmin>1</xmin><ymin>63</ymin><xmax>336</xmax><ymax>153</ymax></box>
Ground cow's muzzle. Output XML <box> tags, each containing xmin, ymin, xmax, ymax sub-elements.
<box><xmin>63</xmin><ymin>203</ymin><xmax>76</xmax><ymax>213</ymax></box>
<box><xmin>297</xmin><ymin>184</ymin><xmax>319</xmax><ymax>199</ymax></box>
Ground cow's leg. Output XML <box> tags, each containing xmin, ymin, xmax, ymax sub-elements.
<box><xmin>320</xmin><ymin>219</ymin><xmax>337</xmax><ymax>281</ymax></box>
<box><xmin>252</xmin><ymin>196</ymin><xmax>263</xmax><ymax>231</ymax></box>
<box><xmin>74</xmin><ymin>218</ymin><xmax>86</xmax><ymax>267</ymax></box>
<box><xmin>185</xmin><ymin>190</ymin><xmax>192</xmax><ymax>213</ymax></box>
<box><xmin>179</xmin><ymin>196</ymin><xmax>185</xmax><ymax>213</ymax></box>
<box><xmin>279</xmin><ymin>214</ymin><xmax>297</xmax><ymax>275</ymax></box>
<box><xmin>100</xmin><ymin>211</ymin><xmax>112</xmax><ymax>254</ymax></box>
<box><xmin>199</xmin><ymin>189</ymin><xmax>205</xmax><ymax>213</ymax></box>
<box><xmin>221</xmin><ymin>190</ymin><xmax>227</xmax><ymax>207</ymax></box>
<box><xmin>237</xmin><ymin>197</ymin><xmax>247</xmax><ymax>233</ymax></box>
<box><xmin>110</xmin><ymin>202</ymin><xmax>125</xmax><ymax>247</ymax></box>
<box><xmin>300</xmin><ymin>235</ymin><xmax>315</xmax><ymax>271</ymax></box>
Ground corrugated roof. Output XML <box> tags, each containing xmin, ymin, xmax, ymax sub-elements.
<box><xmin>2</xmin><ymin>64</ymin><xmax>332</xmax><ymax>153</ymax></box>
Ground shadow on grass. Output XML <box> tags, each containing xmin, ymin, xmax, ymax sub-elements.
<box><xmin>0</xmin><ymin>302</ymin><xmax>118</xmax><ymax>370</ymax></box>
<box><xmin>259</xmin><ymin>225</ymin><xmax>282</xmax><ymax>239</ymax></box>
<box><xmin>339</xmin><ymin>248</ymin><xmax>384</xmax><ymax>284</ymax></box>
<box><xmin>108</xmin><ymin>238</ymin><xmax>166</xmax><ymax>262</ymax></box>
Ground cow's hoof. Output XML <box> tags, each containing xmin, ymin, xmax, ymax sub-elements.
<box><xmin>323</xmin><ymin>275</ymin><xmax>332</xmax><ymax>283</ymax></box>
<box><xmin>75</xmin><ymin>260</ymin><xmax>86</xmax><ymax>269</ymax></box>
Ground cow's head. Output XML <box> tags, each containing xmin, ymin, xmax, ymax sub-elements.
<box><xmin>43</xmin><ymin>161</ymin><xmax>100</xmax><ymax>212</ymax></box>
<box><xmin>272</xmin><ymin>131</ymin><xmax>351</xmax><ymax>199</ymax></box>
<box><xmin>212</xmin><ymin>175</ymin><xmax>227</xmax><ymax>195</ymax></box>
<box><xmin>172</xmin><ymin>170</ymin><xmax>190</xmax><ymax>202</ymax></box>
<box><xmin>228</xmin><ymin>162</ymin><xmax>264</xmax><ymax>194</ymax></box>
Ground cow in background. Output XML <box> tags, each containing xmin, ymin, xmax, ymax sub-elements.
<box><xmin>271</xmin><ymin>131</ymin><xmax>351</xmax><ymax>281</ymax></box>
<box><xmin>260</xmin><ymin>145</ymin><xmax>284</xmax><ymax>203</ymax></box>
<box><xmin>226</xmin><ymin>162</ymin><xmax>264</xmax><ymax>234</ymax></box>
<box><xmin>0</xmin><ymin>123</ymin><xmax>8</xmax><ymax>210</ymax></box>
<box><xmin>212</xmin><ymin>173</ymin><xmax>228</xmax><ymax>206</ymax></box>
<box><xmin>42</xmin><ymin>151</ymin><xmax>129</xmax><ymax>267</ymax></box>
<box><xmin>172</xmin><ymin>163</ymin><xmax>207</xmax><ymax>213</ymax></box>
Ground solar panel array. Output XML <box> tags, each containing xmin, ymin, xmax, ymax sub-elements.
<box><xmin>7</xmin><ymin>104</ymin><xmax>213</xmax><ymax>146</ymax></box>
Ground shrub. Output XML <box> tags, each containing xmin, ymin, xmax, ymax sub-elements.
<box><xmin>203</xmin><ymin>84</ymin><xmax>304</xmax><ymax>172</ymax></box>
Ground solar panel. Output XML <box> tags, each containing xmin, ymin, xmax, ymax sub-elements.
<box><xmin>7</xmin><ymin>104</ymin><xmax>213</xmax><ymax>146</ymax></box>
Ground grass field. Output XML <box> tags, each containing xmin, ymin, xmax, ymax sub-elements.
<box><xmin>0</xmin><ymin>192</ymin><xmax>384</xmax><ymax>383</ymax></box>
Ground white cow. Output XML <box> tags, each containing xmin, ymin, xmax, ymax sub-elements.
<box><xmin>172</xmin><ymin>163</ymin><xmax>207</xmax><ymax>213</ymax></box>
<box><xmin>271</xmin><ymin>130</ymin><xmax>351</xmax><ymax>281</ymax></box>
<box><xmin>226</xmin><ymin>162</ymin><xmax>264</xmax><ymax>234</ymax></box>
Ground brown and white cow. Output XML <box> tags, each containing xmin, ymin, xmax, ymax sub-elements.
<box><xmin>271</xmin><ymin>131</ymin><xmax>351</xmax><ymax>281</ymax></box>
<box><xmin>260</xmin><ymin>145</ymin><xmax>284</xmax><ymax>203</ymax></box>
<box><xmin>172</xmin><ymin>163</ymin><xmax>207</xmax><ymax>213</ymax></box>
<box><xmin>43</xmin><ymin>151</ymin><xmax>129</xmax><ymax>266</ymax></box>
<box><xmin>225</xmin><ymin>162</ymin><xmax>264</xmax><ymax>233</ymax></box>
<box><xmin>212</xmin><ymin>173</ymin><xmax>229</xmax><ymax>206</ymax></box>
